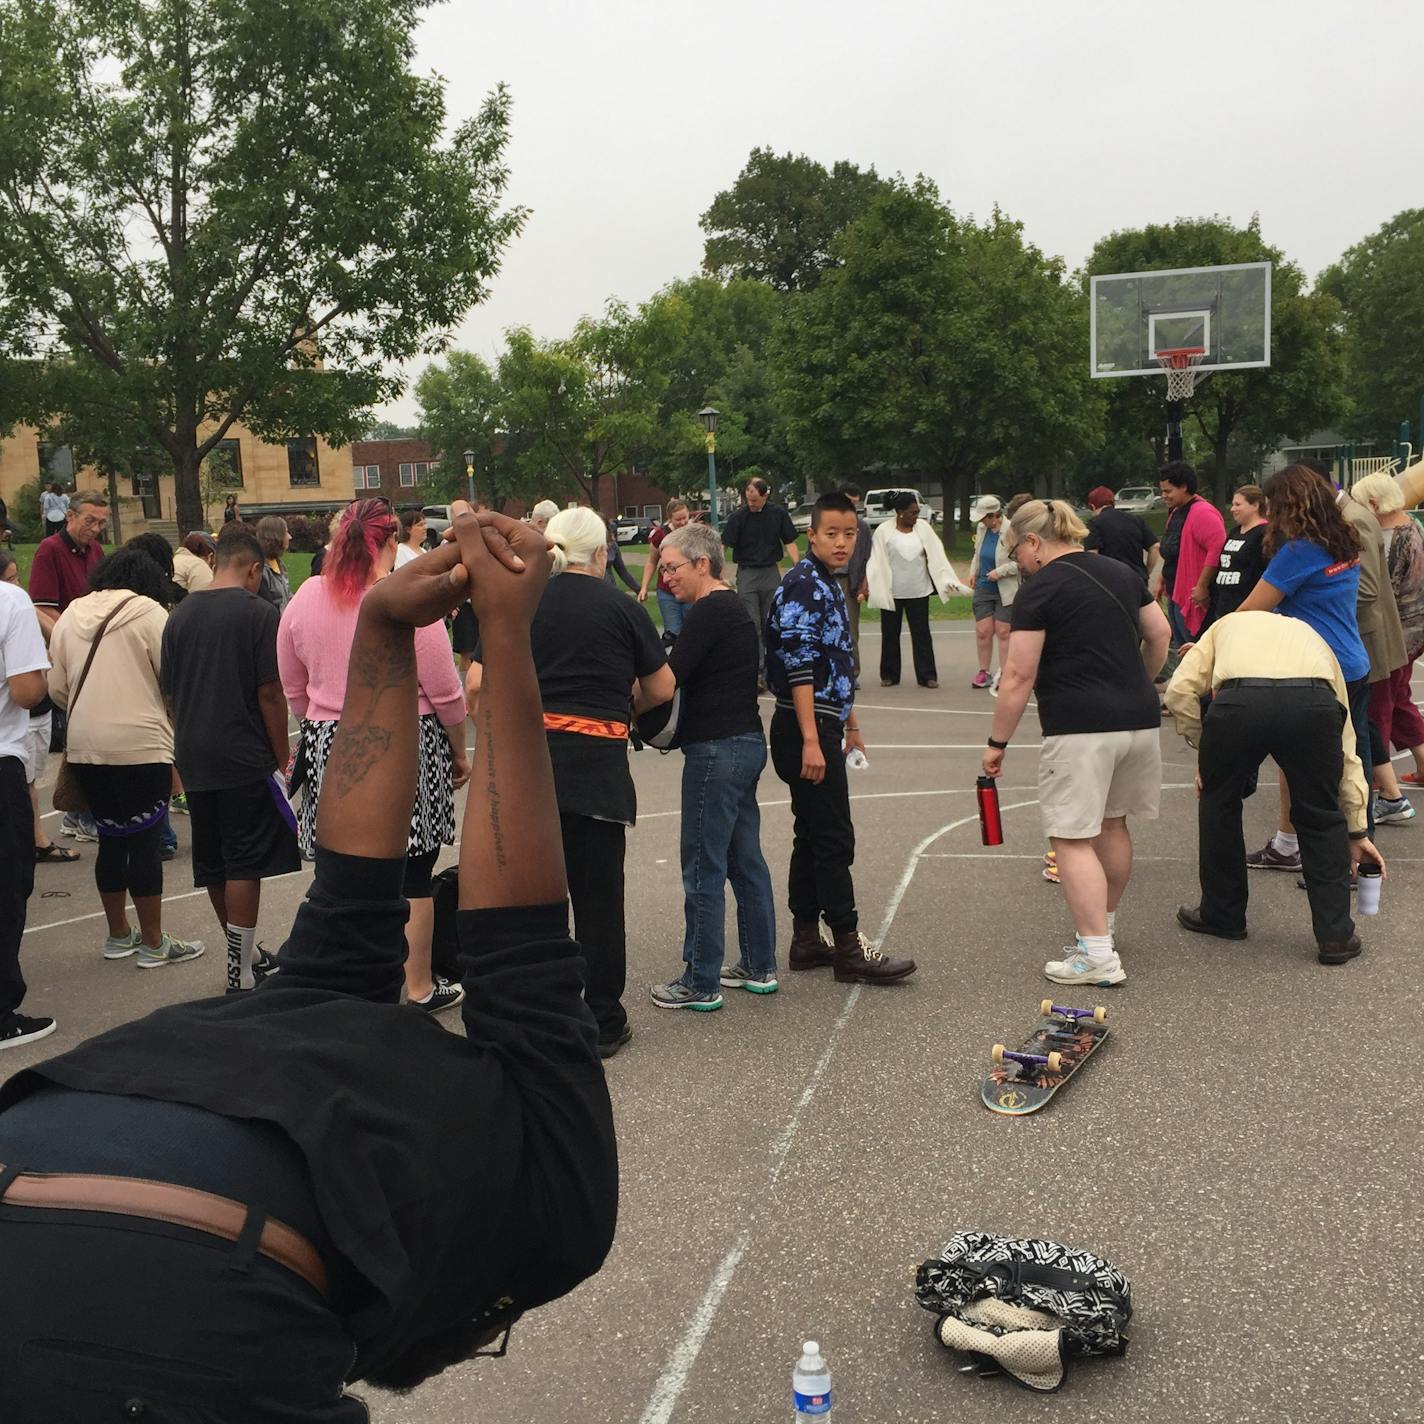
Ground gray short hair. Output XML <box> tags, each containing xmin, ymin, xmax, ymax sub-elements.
<box><xmin>662</xmin><ymin>521</ymin><xmax>723</xmax><ymax>576</ymax></box>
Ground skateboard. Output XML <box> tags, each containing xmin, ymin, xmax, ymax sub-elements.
<box><xmin>981</xmin><ymin>1001</ymin><xmax>1109</xmax><ymax>1115</ymax></box>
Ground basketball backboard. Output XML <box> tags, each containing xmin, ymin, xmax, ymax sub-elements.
<box><xmin>1089</xmin><ymin>261</ymin><xmax>1271</xmax><ymax>379</ymax></box>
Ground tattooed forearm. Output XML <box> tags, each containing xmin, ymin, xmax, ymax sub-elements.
<box><xmin>480</xmin><ymin>705</ymin><xmax>507</xmax><ymax>872</ymax></box>
<box><xmin>326</xmin><ymin>725</ymin><xmax>394</xmax><ymax>800</ymax></box>
<box><xmin>347</xmin><ymin>632</ymin><xmax>416</xmax><ymax>699</ymax></box>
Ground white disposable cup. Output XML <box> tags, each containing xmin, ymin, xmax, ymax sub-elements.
<box><xmin>1356</xmin><ymin>864</ymin><xmax>1382</xmax><ymax>916</ymax></box>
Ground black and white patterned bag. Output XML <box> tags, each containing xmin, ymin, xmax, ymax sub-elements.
<box><xmin>915</xmin><ymin>1231</ymin><xmax>1132</xmax><ymax>1392</ymax></box>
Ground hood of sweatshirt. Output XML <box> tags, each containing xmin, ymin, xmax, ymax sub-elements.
<box><xmin>65</xmin><ymin>588</ymin><xmax>163</xmax><ymax>638</ymax></box>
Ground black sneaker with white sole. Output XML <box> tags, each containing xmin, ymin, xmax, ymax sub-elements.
<box><xmin>0</xmin><ymin>1012</ymin><xmax>57</xmax><ymax>1050</ymax></box>
<box><xmin>410</xmin><ymin>977</ymin><xmax>465</xmax><ymax>1015</ymax></box>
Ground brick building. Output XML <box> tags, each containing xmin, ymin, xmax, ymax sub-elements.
<box><xmin>349</xmin><ymin>438</ymin><xmax>439</xmax><ymax>504</ymax></box>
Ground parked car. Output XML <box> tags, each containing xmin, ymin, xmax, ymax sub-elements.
<box><xmin>788</xmin><ymin>502</ymin><xmax>817</xmax><ymax>533</ymax></box>
<box><xmin>863</xmin><ymin>488</ymin><xmax>934</xmax><ymax>527</ymax></box>
<box><xmin>1114</xmin><ymin>486</ymin><xmax>1165</xmax><ymax>512</ymax></box>
<box><xmin>612</xmin><ymin>515</ymin><xmax>657</xmax><ymax>545</ymax></box>
<box><xmin>420</xmin><ymin>504</ymin><xmax>453</xmax><ymax>545</ymax></box>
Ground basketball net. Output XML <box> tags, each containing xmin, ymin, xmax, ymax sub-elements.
<box><xmin>1155</xmin><ymin>348</ymin><xmax>1206</xmax><ymax>402</ymax></box>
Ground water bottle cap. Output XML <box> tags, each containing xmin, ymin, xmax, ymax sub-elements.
<box><xmin>803</xmin><ymin>1341</ymin><xmax>819</xmax><ymax>1356</ymax></box>
<box><xmin>1358</xmin><ymin>861</ymin><xmax>1381</xmax><ymax>876</ymax></box>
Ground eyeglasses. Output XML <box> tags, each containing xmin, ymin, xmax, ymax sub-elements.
<box><xmin>659</xmin><ymin>558</ymin><xmax>689</xmax><ymax>575</ymax></box>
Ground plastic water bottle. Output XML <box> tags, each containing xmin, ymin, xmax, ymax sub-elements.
<box><xmin>793</xmin><ymin>1340</ymin><xmax>832</xmax><ymax>1415</ymax></box>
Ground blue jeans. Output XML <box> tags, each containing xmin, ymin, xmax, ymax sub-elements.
<box><xmin>159</xmin><ymin>808</ymin><xmax>178</xmax><ymax>854</ymax></box>
<box><xmin>656</xmin><ymin>587</ymin><xmax>685</xmax><ymax>638</ymax></box>
<box><xmin>679</xmin><ymin>733</ymin><xmax>777</xmax><ymax>992</ymax></box>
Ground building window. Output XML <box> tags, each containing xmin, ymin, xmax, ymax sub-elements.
<box><xmin>623</xmin><ymin>505</ymin><xmax>638</xmax><ymax>518</ymax></box>
<box><xmin>355</xmin><ymin>464</ymin><xmax>381</xmax><ymax>490</ymax></box>
<box><xmin>414</xmin><ymin>462</ymin><xmax>430</xmax><ymax>483</ymax></box>
<box><xmin>643</xmin><ymin>504</ymin><xmax>662</xmax><ymax>522</ymax></box>
<box><xmin>398</xmin><ymin>463</ymin><xmax>415</xmax><ymax>487</ymax></box>
<box><xmin>287</xmin><ymin>438</ymin><xmax>319</xmax><ymax>487</ymax></box>
<box><xmin>36</xmin><ymin>443</ymin><xmax>75</xmax><ymax>486</ymax></box>
<box><xmin>208</xmin><ymin>439</ymin><xmax>244</xmax><ymax>488</ymax></box>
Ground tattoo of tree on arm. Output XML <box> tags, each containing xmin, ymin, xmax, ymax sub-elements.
<box><xmin>326</xmin><ymin>726</ymin><xmax>393</xmax><ymax>799</ymax></box>
<box><xmin>481</xmin><ymin>705</ymin><xmax>506</xmax><ymax>872</ymax></box>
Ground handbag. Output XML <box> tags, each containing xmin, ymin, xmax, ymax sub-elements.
<box><xmin>51</xmin><ymin>596</ymin><xmax>139</xmax><ymax>815</ymax></box>
<box><xmin>634</xmin><ymin>686</ymin><xmax>683</xmax><ymax>753</ymax></box>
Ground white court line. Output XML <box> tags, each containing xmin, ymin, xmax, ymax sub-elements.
<box><xmin>634</xmin><ymin>787</ymin><xmax>1039</xmax><ymax>823</ymax></box>
<box><xmin>636</xmin><ymin>795</ymin><xmax>1040</xmax><ymax>1424</ymax></box>
<box><xmin>866</xmin><ymin>743</ymin><xmax>1042</xmax><ymax>750</ymax></box>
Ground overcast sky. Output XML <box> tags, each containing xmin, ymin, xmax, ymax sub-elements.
<box><xmin>381</xmin><ymin>0</ymin><xmax>1419</xmax><ymax>421</ymax></box>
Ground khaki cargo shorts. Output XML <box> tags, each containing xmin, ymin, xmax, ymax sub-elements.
<box><xmin>1037</xmin><ymin>728</ymin><xmax>1161</xmax><ymax>840</ymax></box>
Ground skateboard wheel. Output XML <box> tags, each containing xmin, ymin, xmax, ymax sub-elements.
<box><xmin>1093</xmin><ymin>1006</ymin><xmax>1107</xmax><ymax>1024</ymax></box>
<box><xmin>1040</xmin><ymin>998</ymin><xmax>1054</xmax><ymax>1017</ymax></box>
<box><xmin>991</xmin><ymin>1043</ymin><xmax>1006</xmax><ymax>1064</ymax></box>
<box><xmin>1046</xmin><ymin>1052</ymin><xmax>1063</xmax><ymax>1072</ymax></box>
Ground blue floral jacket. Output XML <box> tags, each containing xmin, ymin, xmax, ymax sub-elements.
<box><xmin>765</xmin><ymin>555</ymin><xmax>856</xmax><ymax>722</ymax></box>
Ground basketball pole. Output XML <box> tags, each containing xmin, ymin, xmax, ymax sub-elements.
<box><xmin>1166</xmin><ymin>398</ymin><xmax>1185</xmax><ymax>463</ymax></box>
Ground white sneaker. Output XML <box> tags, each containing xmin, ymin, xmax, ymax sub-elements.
<box><xmin>1043</xmin><ymin>947</ymin><xmax>1126</xmax><ymax>987</ymax></box>
<box><xmin>990</xmin><ymin>670</ymin><xmax>1001</xmax><ymax>697</ymax></box>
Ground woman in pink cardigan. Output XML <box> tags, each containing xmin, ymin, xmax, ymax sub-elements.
<box><xmin>1156</xmin><ymin>462</ymin><xmax>1227</xmax><ymax>641</ymax></box>
<box><xmin>278</xmin><ymin>499</ymin><xmax>470</xmax><ymax>1014</ymax></box>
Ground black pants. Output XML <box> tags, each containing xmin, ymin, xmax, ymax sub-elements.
<box><xmin>769</xmin><ymin>707</ymin><xmax>857</xmax><ymax>932</ymax></box>
<box><xmin>73</xmin><ymin>761</ymin><xmax>170</xmax><ymax>899</ymax></box>
<box><xmin>1198</xmin><ymin>686</ymin><xmax>1354</xmax><ymax>945</ymax></box>
<box><xmin>879</xmin><ymin>596</ymin><xmax>936</xmax><ymax>685</ymax></box>
<box><xmin>560</xmin><ymin>813</ymin><xmax>627</xmax><ymax>1038</ymax></box>
<box><xmin>0</xmin><ymin>756</ymin><xmax>34</xmax><ymax>1020</ymax></box>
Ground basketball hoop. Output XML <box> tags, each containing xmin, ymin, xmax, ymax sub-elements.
<box><xmin>1155</xmin><ymin>347</ymin><xmax>1206</xmax><ymax>402</ymax></box>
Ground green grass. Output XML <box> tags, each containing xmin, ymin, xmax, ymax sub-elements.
<box><xmin>6</xmin><ymin>542</ymin><xmax>317</xmax><ymax>593</ymax></box>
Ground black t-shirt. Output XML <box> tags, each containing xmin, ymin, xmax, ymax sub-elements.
<box><xmin>722</xmin><ymin>504</ymin><xmax>797</xmax><ymax>567</ymax></box>
<box><xmin>0</xmin><ymin>850</ymin><xmax>617</xmax><ymax>1391</ymax></box>
<box><xmin>1083</xmin><ymin>507</ymin><xmax>1158</xmax><ymax>579</ymax></box>
<box><xmin>1207</xmin><ymin>524</ymin><xmax>1268</xmax><ymax>622</ymax></box>
<box><xmin>1010</xmin><ymin>551</ymin><xmax>1159</xmax><ymax>736</ymax></box>
<box><xmin>160</xmin><ymin>586</ymin><xmax>281</xmax><ymax>791</ymax></box>
<box><xmin>668</xmin><ymin>589</ymin><xmax>762</xmax><ymax>745</ymax></box>
<box><xmin>1158</xmin><ymin>500</ymin><xmax>1196</xmax><ymax>584</ymax></box>
<box><xmin>531</xmin><ymin>573</ymin><xmax>666</xmax><ymax>722</ymax></box>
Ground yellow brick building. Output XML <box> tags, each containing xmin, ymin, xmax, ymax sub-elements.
<box><xmin>0</xmin><ymin>422</ymin><xmax>354</xmax><ymax>539</ymax></box>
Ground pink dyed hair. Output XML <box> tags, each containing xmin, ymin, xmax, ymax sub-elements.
<box><xmin>324</xmin><ymin>498</ymin><xmax>399</xmax><ymax>607</ymax></box>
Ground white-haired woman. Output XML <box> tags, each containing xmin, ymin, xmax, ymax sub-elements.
<box><xmin>529</xmin><ymin>498</ymin><xmax>560</xmax><ymax>533</ymax></box>
<box><xmin>1351</xmin><ymin>471</ymin><xmax>1424</xmax><ymax>790</ymax></box>
<box><xmin>534</xmin><ymin>507</ymin><xmax>673</xmax><ymax>1056</ymax></box>
<box><xmin>640</xmin><ymin>521</ymin><xmax>777</xmax><ymax>1011</ymax></box>
<box><xmin>983</xmin><ymin>500</ymin><xmax>1170</xmax><ymax>987</ymax></box>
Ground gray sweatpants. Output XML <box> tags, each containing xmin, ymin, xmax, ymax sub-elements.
<box><xmin>736</xmin><ymin>564</ymin><xmax>783</xmax><ymax>676</ymax></box>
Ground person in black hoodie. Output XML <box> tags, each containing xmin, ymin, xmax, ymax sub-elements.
<box><xmin>0</xmin><ymin>504</ymin><xmax>618</xmax><ymax>1421</ymax></box>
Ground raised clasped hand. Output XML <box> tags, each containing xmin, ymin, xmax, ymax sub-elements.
<box><xmin>448</xmin><ymin>502</ymin><xmax>552</xmax><ymax>627</ymax></box>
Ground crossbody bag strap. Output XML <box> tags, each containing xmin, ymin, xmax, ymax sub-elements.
<box><xmin>65</xmin><ymin>595</ymin><xmax>140</xmax><ymax>720</ymax></box>
<box><xmin>1057</xmin><ymin>558</ymin><xmax>1143</xmax><ymax>644</ymax></box>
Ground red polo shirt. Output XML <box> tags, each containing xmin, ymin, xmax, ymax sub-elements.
<box><xmin>28</xmin><ymin>529</ymin><xmax>105</xmax><ymax>611</ymax></box>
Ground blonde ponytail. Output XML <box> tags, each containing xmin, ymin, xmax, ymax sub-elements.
<box><xmin>1008</xmin><ymin>498</ymin><xmax>1088</xmax><ymax>549</ymax></box>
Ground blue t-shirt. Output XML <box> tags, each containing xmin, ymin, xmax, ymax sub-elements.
<box><xmin>1261</xmin><ymin>539</ymin><xmax>1369</xmax><ymax>682</ymax></box>
<box><xmin>976</xmin><ymin>530</ymin><xmax>999</xmax><ymax>590</ymax></box>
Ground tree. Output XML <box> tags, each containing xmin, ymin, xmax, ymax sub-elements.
<box><xmin>495</xmin><ymin>300</ymin><xmax>690</xmax><ymax>511</ymax></box>
<box><xmin>413</xmin><ymin>351</ymin><xmax>508</xmax><ymax>503</ymax></box>
<box><xmin>771</xmin><ymin>180</ymin><xmax>1102</xmax><ymax>525</ymax></box>
<box><xmin>1318</xmin><ymin>209</ymin><xmax>1424</xmax><ymax>442</ymax></box>
<box><xmin>1086</xmin><ymin>218</ymin><xmax>1347</xmax><ymax>497</ymax></box>
<box><xmin>363</xmin><ymin>418</ymin><xmax>421</xmax><ymax>441</ymax></box>
<box><xmin>700</xmin><ymin>149</ymin><xmax>889</xmax><ymax>292</ymax></box>
<box><xmin>0</xmin><ymin>0</ymin><xmax>524</xmax><ymax>534</ymax></box>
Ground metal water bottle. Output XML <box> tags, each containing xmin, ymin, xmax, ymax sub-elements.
<box><xmin>977</xmin><ymin>776</ymin><xmax>1004</xmax><ymax>846</ymax></box>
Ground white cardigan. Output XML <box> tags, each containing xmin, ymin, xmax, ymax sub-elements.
<box><xmin>866</xmin><ymin>519</ymin><xmax>971</xmax><ymax>609</ymax></box>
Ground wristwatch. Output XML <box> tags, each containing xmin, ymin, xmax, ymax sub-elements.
<box><xmin>986</xmin><ymin>736</ymin><xmax>1009</xmax><ymax>750</ymax></box>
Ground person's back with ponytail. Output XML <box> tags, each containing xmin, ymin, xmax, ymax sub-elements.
<box><xmin>545</xmin><ymin>507</ymin><xmax>608</xmax><ymax>577</ymax></box>
<box><xmin>325</xmin><ymin>499</ymin><xmax>400</xmax><ymax>607</ymax></box>
<box><xmin>1008</xmin><ymin>499</ymin><xmax>1089</xmax><ymax>550</ymax></box>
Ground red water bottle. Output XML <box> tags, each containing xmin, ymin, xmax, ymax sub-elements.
<box><xmin>977</xmin><ymin>776</ymin><xmax>1004</xmax><ymax>846</ymax></box>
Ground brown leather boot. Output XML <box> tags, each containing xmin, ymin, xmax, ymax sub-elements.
<box><xmin>788</xmin><ymin>918</ymin><xmax>834</xmax><ymax>971</ymax></box>
<box><xmin>832</xmin><ymin>927</ymin><xmax>916</xmax><ymax>984</ymax></box>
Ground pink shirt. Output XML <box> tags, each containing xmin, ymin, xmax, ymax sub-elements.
<box><xmin>1171</xmin><ymin>497</ymin><xmax>1228</xmax><ymax>637</ymax></box>
<box><xmin>277</xmin><ymin>575</ymin><xmax>466</xmax><ymax>727</ymax></box>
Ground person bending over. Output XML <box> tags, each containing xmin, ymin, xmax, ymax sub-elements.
<box><xmin>0</xmin><ymin>505</ymin><xmax>617</xmax><ymax>1422</ymax></box>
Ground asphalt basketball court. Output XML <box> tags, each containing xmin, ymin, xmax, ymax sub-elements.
<box><xmin>9</xmin><ymin>623</ymin><xmax>1421</xmax><ymax>1423</ymax></box>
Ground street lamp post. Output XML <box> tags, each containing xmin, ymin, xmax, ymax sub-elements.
<box><xmin>463</xmin><ymin>448</ymin><xmax>476</xmax><ymax>506</ymax></box>
<box><xmin>697</xmin><ymin>406</ymin><xmax>720</xmax><ymax>531</ymax></box>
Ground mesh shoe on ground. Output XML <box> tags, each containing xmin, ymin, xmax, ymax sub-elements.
<box><xmin>136</xmin><ymin>933</ymin><xmax>206</xmax><ymax>969</ymax></box>
<box><xmin>971</xmin><ymin>668</ymin><xmax>991</xmax><ymax>689</ymax></box>
<box><xmin>102</xmin><ymin>927</ymin><xmax>142</xmax><ymax>960</ymax></box>
<box><xmin>1043</xmin><ymin>946</ymin><xmax>1126</xmax><ymax>987</ymax></box>
<box><xmin>650</xmin><ymin>981</ymin><xmax>724</xmax><ymax>1011</ymax></box>
<box><xmin>0</xmin><ymin>1012</ymin><xmax>57</xmax><ymax>1051</ymax></box>
<box><xmin>61</xmin><ymin>813</ymin><xmax>99</xmax><ymax>843</ymax></box>
<box><xmin>169</xmin><ymin>792</ymin><xmax>190</xmax><ymax>814</ymax></box>
<box><xmin>410</xmin><ymin>977</ymin><xmax>464</xmax><ymax>1015</ymax></box>
<box><xmin>1373</xmin><ymin>794</ymin><xmax>1417</xmax><ymax>825</ymax></box>
<box><xmin>1245</xmin><ymin>840</ymin><xmax>1302</xmax><ymax>872</ymax></box>
<box><xmin>719</xmin><ymin>964</ymin><xmax>779</xmax><ymax>994</ymax></box>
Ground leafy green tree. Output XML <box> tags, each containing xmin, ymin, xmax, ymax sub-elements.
<box><xmin>771</xmin><ymin>180</ymin><xmax>1101</xmax><ymax>525</ymax></box>
<box><xmin>1086</xmin><ymin>217</ymin><xmax>1347</xmax><ymax>497</ymax></box>
<box><xmin>363</xmin><ymin>419</ymin><xmax>421</xmax><ymax>441</ymax></box>
<box><xmin>700</xmin><ymin>149</ymin><xmax>889</xmax><ymax>292</ymax></box>
<box><xmin>0</xmin><ymin>0</ymin><xmax>524</xmax><ymax>534</ymax></box>
<box><xmin>495</xmin><ymin>300</ymin><xmax>691</xmax><ymax>511</ymax></box>
<box><xmin>413</xmin><ymin>351</ymin><xmax>510</xmax><ymax>503</ymax></box>
<box><xmin>1318</xmin><ymin>209</ymin><xmax>1424</xmax><ymax>442</ymax></box>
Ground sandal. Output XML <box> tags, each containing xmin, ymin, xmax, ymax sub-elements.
<box><xmin>35</xmin><ymin>842</ymin><xmax>81</xmax><ymax>863</ymax></box>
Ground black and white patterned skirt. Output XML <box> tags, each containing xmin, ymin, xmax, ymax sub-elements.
<box><xmin>296</xmin><ymin>713</ymin><xmax>455</xmax><ymax>861</ymax></box>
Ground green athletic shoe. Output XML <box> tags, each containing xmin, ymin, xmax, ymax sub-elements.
<box><xmin>718</xmin><ymin>964</ymin><xmax>779</xmax><ymax>994</ymax></box>
<box><xmin>102</xmin><ymin>927</ymin><xmax>142</xmax><ymax>960</ymax></box>
<box><xmin>649</xmin><ymin>981</ymin><xmax>723</xmax><ymax>1011</ymax></box>
<box><xmin>169</xmin><ymin>792</ymin><xmax>190</xmax><ymax>815</ymax></box>
<box><xmin>136</xmin><ymin>933</ymin><xmax>206</xmax><ymax>969</ymax></box>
